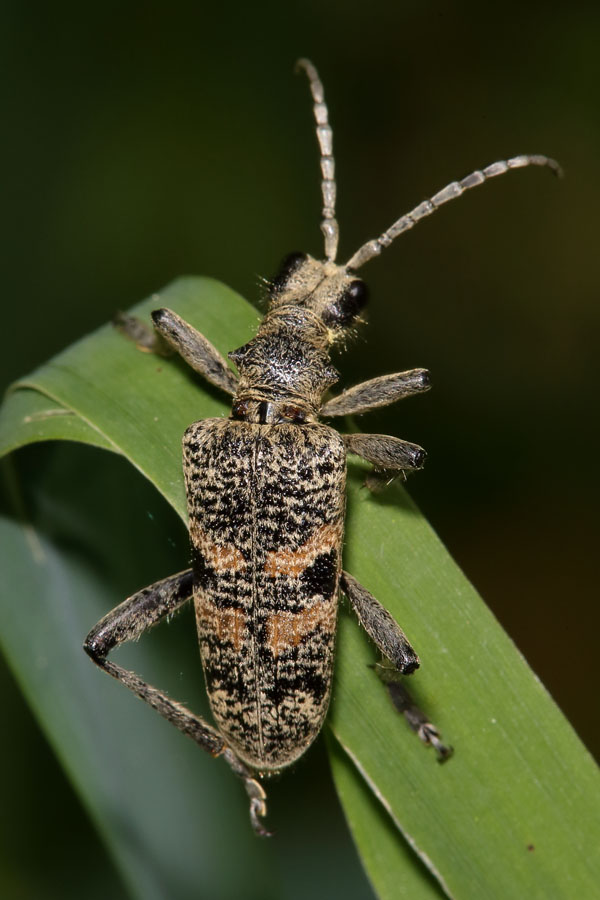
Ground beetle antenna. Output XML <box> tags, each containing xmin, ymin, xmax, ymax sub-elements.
<box><xmin>346</xmin><ymin>154</ymin><xmax>562</xmax><ymax>271</ymax></box>
<box><xmin>296</xmin><ymin>58</ymin><xmax>339</xmax><ymax>262</ymax></box>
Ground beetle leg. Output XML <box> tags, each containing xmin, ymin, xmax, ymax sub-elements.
<box><xmin>340</xmin><ymin>571</ymin><xmax>419</xmax><ymax>673</ymax></box>
<box><xmin>341</xmin><ymin>571</ymin><xmax>452</xmax><ymax>761</ymax></box>
<box><xmin>321</xmin><ymin>368</ymin><xmax>430</xmax><ymax>418</ymax></box>
<box><xmin>374</xmin><ymin>668</ymin><xmax>453</xmax><ymax>762</ymax></box>
<box><xmin>222</xmin><ymin>748</ymin><xmax>272</xmax><ymax>838</ymax></box>
<box><xmin>151</xmin><ymin>307</ymin><xmax>239</xmax><ymax>395</ymax></box>
<box><xmin>84</xmin><ymin>569</ymin><xmax>270</xmax><ymax>836</ymax></box>
<box><xmin>114</xmin><ymin>306</ymin><xmax>238</xmax><ymax>396</ymax></box>
<box><xmin>343</xmin><ymin>431</ymin><xmax>426</xmax><ymax>493</ymax></box>
<box><xmin>113</xmin><ymin>311</ymin><xmax>173</xmax><ymax>357</ymax></box>
<box><xmin>84</xmin><ymin>570</ymin><xmax>222</xmax><ymax>754</ymax></box>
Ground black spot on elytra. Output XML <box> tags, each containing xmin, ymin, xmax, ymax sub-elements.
<box><xmin>300</xmin><ymin>550</ymin><xmax>338</xmax><ymax>599</ymax></box>
<box><xmin>263</xmin><ymin>662</ymin><xmax>329</xmax><ymax>708</ymax></box>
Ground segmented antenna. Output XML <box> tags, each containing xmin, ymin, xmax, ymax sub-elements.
<box><xmin>296</xmin><ymin>58</ymin><xmax>339</xmax><ymax>262</ymax></box>
<box><xmin>346</xmin><ymin>154</ymin><xmax>562</xmax><ymax>270</ymax></box>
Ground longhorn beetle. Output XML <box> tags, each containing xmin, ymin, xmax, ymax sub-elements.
<box><xmin>84</xmin><ymin>59</ymin><xmax>560</xmax><ymax>836</ymax></box>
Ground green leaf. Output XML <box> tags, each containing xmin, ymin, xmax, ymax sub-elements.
<box><xmin>328</xmin><ymin>482</ymin><xmax>600</xmax><ymax>898</ymax></box>
<box><xmin>1</xmin><ymin>277</ymin><xmax>598</xmax><ymax>900</ymax></box>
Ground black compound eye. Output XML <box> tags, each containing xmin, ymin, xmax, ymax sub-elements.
<box><xmin>322</xmin><ymin>279</ymin><xmax>369</xmax><ymax>327</ymax></box>
<box><xmin>270</xmin><ymin>252</ymin><xmax>307</xmax><ymax>295</ymax></box>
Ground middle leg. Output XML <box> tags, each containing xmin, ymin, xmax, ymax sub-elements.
<box><xmin>321</xmin><ymin>368</ymin><xmax>430</xmax><ymax>418</ymax></box>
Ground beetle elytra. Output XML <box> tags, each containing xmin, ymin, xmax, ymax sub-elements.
<box><xmin>85</xmin><ymin>59</ymin><xmax>559</xmax><ymax>836</ymax></box>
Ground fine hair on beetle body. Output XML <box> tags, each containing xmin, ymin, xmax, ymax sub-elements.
<box><xmin>84</xmin><ymin>58</ymin><xmax>560</xmax><ymax>836</ymax></box>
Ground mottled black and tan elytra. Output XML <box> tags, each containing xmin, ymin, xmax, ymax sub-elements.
<box><xmin>84</xmin><ymin>59</ymin><xmax>560</xmax><ymax>836</ymax></box>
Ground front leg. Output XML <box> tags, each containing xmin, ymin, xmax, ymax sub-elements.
<box><xmin>114</xmin><ymin>311</ymin><xmax>174</xmax><ymax>357</ymax></box>
<box><xmin>152</xmin><ymin>308</ymin><xmax>239</xmax><ymax>396</ymax></box>
<box><xmin>84</xmin><ymin>569</ymin><xmax>270</xmax><ymax>836</ymax></box>
<box><xmin>321</xmin><ymin>368</ymin><xmax>430</xmax><ymax>418</ymax></box>
<box><xmin>114</xmin><ymin>306</ymin><xmax>239</xmax><ymax>396</ymax></box>
<box><xmin>341</xmin><ymin>571</ymin><xmax>451</xmax><ymax>761</ymax></box>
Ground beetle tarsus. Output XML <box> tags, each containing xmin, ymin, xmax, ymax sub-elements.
<box><xmin>249</xmin><ymin>793</ymin><xmax>272</xmax><ymax>838</ymax></box>
<box><xmin>417</xmin><ymin>723</ymin><xmax>454</xmax><ymax>763</ymax></box>
<box><xmin>222</xmin><ymin>747</ymin><xmax>272</xmax><ymax>837</ymax></box>
<box><xmin>377</xmin><ymin>672</ymin><xmax>453</xmax><ymax>762</ymax></box>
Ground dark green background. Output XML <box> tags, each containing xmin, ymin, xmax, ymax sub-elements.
<box><xmin>2</xmin><ymin>2</ymin><xmax>598</xmax><ymax>898</ymax></box>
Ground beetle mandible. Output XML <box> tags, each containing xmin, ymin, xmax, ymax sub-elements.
<box><xmin>84</xmin><ymin>59</ymin><xmax>560</xmax><ymax>836</ymax></box>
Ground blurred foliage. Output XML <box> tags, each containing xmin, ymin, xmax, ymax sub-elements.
<box><xmin>1</xmin><ymin>1</ymin><xmax>599</xmax><ymax>897</ymax></box>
